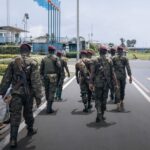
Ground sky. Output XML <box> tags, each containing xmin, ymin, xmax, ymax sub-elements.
<box><xmin>0</xmin><ymin>0</ymin><xmax>150</xmax><ymax>47</ymax></box>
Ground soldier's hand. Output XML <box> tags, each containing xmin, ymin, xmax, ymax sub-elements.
<box><xmin>76</xmin><ymin>78</ymin><xmax>79</xmax><ymax>84</ymax></box>
<box><xmin>129</xmin><ymin>76</ymin><xmax>132</xmax><ymax>84</ymax></box>
<box><xmin>89</xmin><ymin>84</ymin><xmax>94</xmax><ymax>91</ymax></box>
<box><xmin>4</xmin><ymin>96</ymin><xmax>12</xmax><ymax>104</ymax></box>
<box><xmin>36</xmin><ymin>99</ymin><xmax>41</xmax><ymax>108</ymax></box>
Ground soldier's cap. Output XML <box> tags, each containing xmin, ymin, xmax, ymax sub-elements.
<box><xmin>20</xmin><ymin>44</ymin><xmax>31</xmax><ymax>53</ymax></box>
<box><xmin>87</xmin><ymin>50</ymin><xmax>94</xmax><ymax>55</ymax></box>
<box><xmin>48</xmin><ymin>45</ymin><xmax>56</xmax><ymax>52</ymax></box>
<box><xmin>80</xmin><ymin>50</ymin><xmax>87</xmax><ymax>55</ymax></box>
<box><xmin>117</xmin><ymin>46</ymin><xmax>124</xmax><ymax>51</ymax></box>
<box><xmin>110</xmin><ymin>47</ymin><xmax>116</xmax><ymax>52</ymax></box>
<box><xmin>56</xmin><ymin>51</ymin><xmax>62</xmax><ymax>57</ymax></box>
<box><xmin>99</xmin><ymin>45</ymin><xmax>108</xmax><ymax>52</ymax></box>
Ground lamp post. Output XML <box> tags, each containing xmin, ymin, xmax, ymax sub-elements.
<box><xmin>77</xmin><ymin>0</ymin><xmax>80</xmax><ymax>60</ymax></box>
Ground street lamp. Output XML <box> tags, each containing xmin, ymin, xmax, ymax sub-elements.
<box><xmin>77</xmin><ymin>0</ymin><xmax>80</xmax><ymax>60</ymax></box>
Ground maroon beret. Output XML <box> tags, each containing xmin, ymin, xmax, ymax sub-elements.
<box><xmin>56</xmin><ymin>51</ymin><xmax>62</xmax><ymax>57</ymax></box>
<box><xmin>117</xmin><ymin>46</ymin><xmax>124</xmax><ymax>51</ymax></box>
<box><xmin>48</xmin><ymin>46</ymin><xmax>56</xmax><ymax>52</ymax></box>
<box><xmin>20</xmin><ymin>44</ymin><xmax>31</xmax><ymax>53</ymax></box>
<box><xmin>99</xmin><ymin>45</ymin><xmax>108</xmax><ymax>52</ymax></box>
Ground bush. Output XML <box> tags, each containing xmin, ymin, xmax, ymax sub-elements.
<box><xmin>0</xmin><ymin>54</ymin><xmax>17</xmax><ymax>59</ymax></box>
<box><xmin>66</xmin><ymin>52</ymin><xmax>77</xmax><ymax>58</ymax></box>
<box><xmin>0</xmin><ymin>64</ymin><xmax>8</xmax><ymax>75</ymax></box>
<box><xmin>0</xmin><ymin>46</ymin><xmax>20</xmax><ymax>54</ymax></box>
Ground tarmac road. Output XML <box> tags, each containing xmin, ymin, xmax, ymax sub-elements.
<box><xmin>2</xmin><ymin>60</ymin><xmax>150</xmax><ymax>150</ymax></box>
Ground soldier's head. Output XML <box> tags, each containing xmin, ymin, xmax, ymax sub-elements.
<box><xmin>117</xmin><ymin>46</ymin><xmax>124</xmax><ymax>56</ymax></box>
<box><xmin>48</xmin><ymin>45</ymin><xmax>56</xmax><ymax>54</ymax></box>
<box><xmin>110</xmin><ymin>47</ymin><xmax>116</xmax><ymax>56</ymax></box>
<box><xmin>56</xmin><ymin>51</ymin><xmax>62</xmax><ymax>58</ymax></box>
<box><xmin>20</xmin><ymin>44</ymin><xmax>31</xmax><ymax>57</ymax></box>
<box><xmin>80</xmin><ymin>50</ymin><xmax>87</xmax><ymax>59</ymax></box>
<box><xmin>87</xmin><ymin>50</ymin><xmax>94</xmax><ymax>59</ymax></box>
<box><xmin>99</xmin><ymin>45</ymin><xmax>108</xmax><ymax>56</ymax></box>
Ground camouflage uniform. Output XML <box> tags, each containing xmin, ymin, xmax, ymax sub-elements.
<box><xmin>109</xmin><ymin>47</ymin><xmax>116</xmax><ymax>102</ymax></box>
<box><xmin>56</xmin><ymin>51</ymin><xmax>70</xmax><ymax>100</ymax></box>
<box><xmin>76</xmin><ymin>51</ymin><xmax>92</xmax><ymax>112</ymax></box>
<box><xmin>89</xmin><ymin>46</ymin><xmax>117</xmax><ymax>122</ymax></box>
<box><xmin>112</xmin><ymin>46</ymin><xmax>132</xmax><ymax>110</ymax></box>
<box><xmin>40</xmin><ymin>46</ymin><xmax>61</xmax><ymax>113</ymax></box>
<box><xmin>0</xmin><ymin>44</ymin><xmax>42</xmax><ymax>148</ymax></box>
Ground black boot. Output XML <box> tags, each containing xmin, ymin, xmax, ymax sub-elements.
<box><xmin>96</xmin><ymin>113</ymin><xmax>102</xmax><ymax>123</ymax></box>
<box><xmin>47</xmin><ymin>101</ymin><xmax>54</xmax><ymax>114</ymax></box>
<box><xmin>27</xmin><ymin>127</ymin><xmax>38</xmax><ymax>136</ymax></box>
<box><xmin>83</xmin><ymin>104</ymin><xmax>88</xmax><ymax>112</ymax></box>
<box><xmin>10</xmin><ymin>126</ymin><xmax>18</xmax><ymax>148</ymax></box>
<box><xmin>101</xmin><ymin>111</ymin><xmax>106</xmax><ymax>120</ymax></box>
<box><xmin>88</xmin><ymin>101</ymin><xmax>92</xmax><ymax>109</ymax></box>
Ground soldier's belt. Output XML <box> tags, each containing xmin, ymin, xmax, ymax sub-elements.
<box><xmin>46</xmin><ymin>74</ymin><xmax>57</xmax><ymax>83</ymax></box>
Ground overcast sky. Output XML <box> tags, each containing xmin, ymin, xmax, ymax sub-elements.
<box><xmin>0</xmin><ymin>0</ymin><xmax>150</xmax><ymax>47</ymax></box>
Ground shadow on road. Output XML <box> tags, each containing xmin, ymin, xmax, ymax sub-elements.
<box><xmin>3</xmin><ymin>136</ymin><xmax>36</xmax><ymax>150</ymax></box>
<box><xmin>71</xmin><ymin>109</ymin><xmax>95</xmax><ymax>115</ymax></box>
<box><xmin>39</xmin><ymin>109</ymin><xmax>59</xmax><ymax>116</ymax></box>
<box><xmin>54</xmin><ymin>98</ymin><xmax>68</xmax><ymax>103</ymax></box>
<box><xmin>107</xmin><ymin>109</ymin><xmax>131</xmax><ymax>113</ymax></box>
<box><xmin>86</xmin><ymin>121</ymin><xmax>116</xmax><ymax>129</ymax></box>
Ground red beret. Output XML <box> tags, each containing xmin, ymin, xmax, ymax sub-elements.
<box><xmin>48</xmin><ymin>46</ymin><xmax>56</xmax><ymax>51</ymax></box>
<box><xmin>80</xmin><ymin>50</ymin><xmax>87</xmax><ymax>55</ymax></box>
<box><xmin>99</xmin><ymin>45</ymin><xmax>108</xmax><ymax>52</ymax></box>
<box><xmin>56</xmin><ymin>51</ymin><xmax>62</xmax><ymax>57</ymax></box>
<box><xmin>20</xmin><ymin>44</ymin><xmax>31</xmax><ymax>53</ymax></box>
<box><xmin>87</xmin><ymin>50</ymin><xmax>94</xmax><ymax>55</ymax></box>
<box><xmin>110</xmin><ymin>47</ymin><xmax>116</xmax><ymax>52</ymax></box>
<box><xmin>117</xmin><ymin>46</ymin><xmax>124</xmax><ymax>51</ymax></box>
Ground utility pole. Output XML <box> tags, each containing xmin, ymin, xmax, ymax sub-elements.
<box><xmin>77</xmin><ymin>0</ymin><xmax>80</xmax><ymax>60</ymax></box>
<box><xmin>6</xmin><ymin>0</ymin><xmax>10</xmax><ymax>43</ymax></box>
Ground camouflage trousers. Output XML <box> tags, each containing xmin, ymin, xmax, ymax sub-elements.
<box><xmin>95</xmin><ymin>86</ymin><xmax>109</xmax><ymax>114</ymax></box>
<box><xmin>56</xmin><ymin>75</ymin><xmax>65</xmax><ymax>99</ymax></box>
<box><xmin>116</xmin><ymin>78</ymin><xmax>126</xmax><ymax>103</ymax></box>
<box><xmin>44</xmin><ymin>77</ymin><xmax>57</xmax><ymax>102</ymax></box>
<box><xmin>10</xmin><ymin>94</ymin><xmax>34</xmax><ymax>128</ymax></box>
<box><xmin>80</xmin><ymin>80</ymin><xmax>91</xmax><ymax>104</ymax></box>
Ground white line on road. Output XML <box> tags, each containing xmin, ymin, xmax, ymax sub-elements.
<box><xmin>132</xmin><ymin>81</ymin><xmax>150</xmax><ymax>103</ymax></box>
<box><xmin>133</xmin><ymin>76</ymin><xmax>150</xmax><ymax>93</ymax></box>
<box><xmin>0</xmin><ymin>76</ymin><xmax>75</xmax><ymax>149</ymax></box>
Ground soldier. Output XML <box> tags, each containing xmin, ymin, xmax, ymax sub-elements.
<box><xmin>75</xmin><ymin>50</ymin><xmax>92</xmax><ymax>112</ymax></box>
<box><xmin>89</xmin><ymin>45</ymin><xmax>118</xmax><ymax>122</ymax></box>
<box><xmin>40</xmin><ymin>46</ymin><xmax>61</xmax><ymax>113</ymax></box>
<box><xmin>109</xmin><ymin>47</ymin><xmax>117</xmax><ymax>103</ymax></box>
<box><xmin>55</xmin><ymin>51</ymin><xmax>70</xmax><ymax>101</ymax></box>
<box><xmin>0</xmin><ymin>44</ymin><xmax>42</xmax><ymax>148</ymax></box>
<box><xmin>112</xmin><ymin>46</ymin><xmax>132</xmax><ymax>111</ymax></box>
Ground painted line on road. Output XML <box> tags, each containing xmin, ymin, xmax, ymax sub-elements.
<box><xmin>0</xmin><ymin>76</ymin><xmax>75</xmax><ymax>149</ymax></box>
<box><xmin>132</xmin><ymin>81</ymin><xmax>150</xmax><ymax>103</ymax></box>
<box><xmin>133</xmin><ymin>76</ymin><xmax>150</xmax><ymax>93</ymax></box>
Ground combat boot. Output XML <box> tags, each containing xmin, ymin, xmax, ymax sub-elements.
<box><xmin>83</xmin><ymin>104</ymin><xmax>88</xmax><ymax>112</ymax></box>
<box><xmin>101</xmin><ymin>112</ymin><xmax>106</xmax><ymax>120</ymax></box>
<box><xmin>48</xmin><ymin>101</ymin><xmax>55</xmax><ymax>113</ymax></box>
<box><xmin>120</xmin><ymin>100</ymin><xmax>124</xmax><ymax>110</ymax></box>
<box><xmin>96</xmin><ymin>113</ymin><xmax>102</xmax><ymax>123</ymax></box>
<box><xmin>116</xmin><ymin>103</ymin><xmax>121</xmax><ymax>112</ymax></box>
<box><xmin>88</xmin><ymin>101</ymin><xmax>92</xmax><ymax>109</ymax></box>
<box><xmin>10</xmin><ymin>126</ymin><xmax>18</xmax><ymax>148</ymax></box>
<box><xmin>27</xmin><ymin>127</ymin><xmax>38</xmax><ymax>136</ymax></box>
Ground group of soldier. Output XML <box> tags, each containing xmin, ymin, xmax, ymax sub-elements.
<box><xmin>0</xmin><ymin>43</ymin><xmax>132</xmax><ymax>148</ymax></box>
<box><xmin>0</xmin><ymin>44</ymin><xmax>70</xmax><ymax>148</ymax></box>
<box><xmin>75</xmin><ymin>45</ymin><xmax>132</xmax><ymax>123</ymax></box>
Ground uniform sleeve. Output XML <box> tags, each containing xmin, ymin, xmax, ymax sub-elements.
<box><xmin>0</xmin><ymin>62</ymin><xmax>13</xmax><ymax>95</ymax></box>
<box><xmin>64</xmin><ymin>61</ymin><xmax>70</xmax><ymax>76</ymax></box>
<box><xmin>125</xmin><ymin>58</ymin><xmax>132</xmax><ymax>76</ymax></box>
<box><xmin>89</xmin><ymin>60</ymin><xmax>96</xmax><ymax>84</ymax></box>
<box><xmin>31</xmin><ymin>61</ymin><xmax>43</xmax><ymax>99</ymax></box>
<box><xmin>40</xmin><ymin>59</ymin><xmax>45</xmax><ymax>77</ymax></box>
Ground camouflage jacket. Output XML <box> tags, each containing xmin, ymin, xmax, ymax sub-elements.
<box><xmin>112</xmin><ymin>56</ymin><xmax>132</xmax><ymax>80</ymax></box>
<box><xmin>40</xmin><ymin>54</ymin><xmax>61</xmax><ymax>77</ymax></box>
<box><xmin>90</xmin><ymin>56</ymin><xmax>115</xmax><ymax>88</ymax></box>
<box><xmin>0</xmin><ymin>56</ymin><xmax>42</xmax><ymax>100</ymax></box>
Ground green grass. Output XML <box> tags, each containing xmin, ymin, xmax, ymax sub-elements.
<box><xmin>127</xmin><ymin>51</ymin><xmax>150</xmax><ymax>60</ymax></box>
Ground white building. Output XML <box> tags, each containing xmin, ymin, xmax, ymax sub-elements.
<box><xmin>0</xmin><ymin>26</ymin><xmax>27</xmax><ymax>44</ymax></box>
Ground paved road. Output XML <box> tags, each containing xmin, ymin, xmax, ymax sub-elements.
<box><xmin>2</xmin><ymin>60</ymin><xmax>150</xmax><ymax>150</ymax></box>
